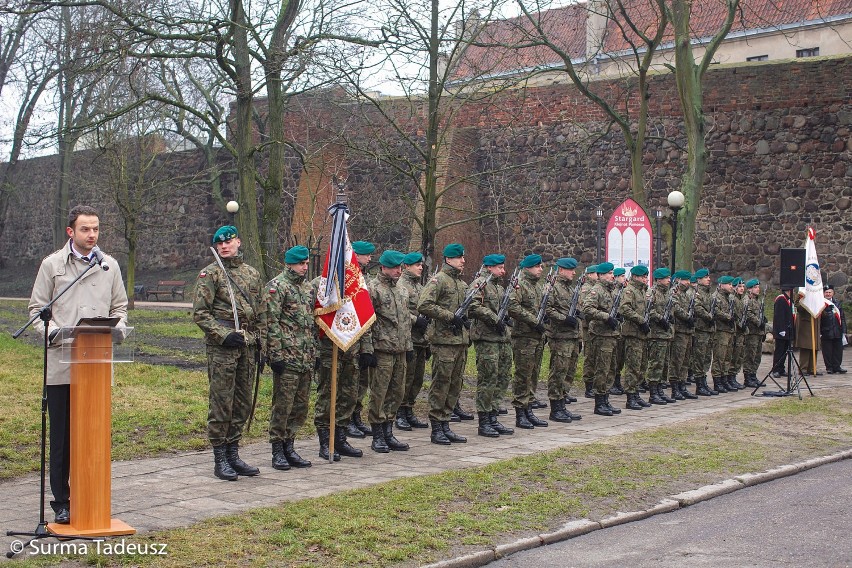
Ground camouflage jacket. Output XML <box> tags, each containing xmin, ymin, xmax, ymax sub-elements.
<box><xmin>417</xmin><ymin>264</ymin><xmax>469</xmax><ymax>346</ymax></box>
<box><xmin>266</xmin><ymin>267</ymin><xmax>317</xmax><ymax>372</ymax></box>
<box><xmin>545</xmin><ymin>275</ymin><xmax>581</xmax><ymax>340</ymax></box>
<box><xmin>365</xmin><ymin>271</ymin><xmax>412</xmax><ymax>354</ymax></box>
<box><xmin>713</xmin><ymin>289</ymin><xmax>736</xmax><ymax>332</ymax></box>
<box><xmin>582</xmin><ymin>279</ymin><xmax>619</xmax><ymax>338</ymax></box>
<box><xmin>743</xmin><ymin>292</ymin><xmax>765</xmax><ymax>336</ymax></box>
<box><xmin>619</xmin><ymin>279</ymin><xmax>648</xmax><ymax>338</ymax></box>
<box><xmin>469</xmin><ymin>272</ymin><xmax>510</xmax><ymax>343</ymax></box>
<box><xmin>694</xmin><ymin>284</ymin><xmax>716</xmax><ymax>333</ymax></box>
<box><xmin>647</xmin><ymin>282</ymin><xmax>674</xmax><ymax>340</ymax></box>
<box><xmin>732</xmin><ymin>292</ymin><xmax>746</xmax><ymax>333</ymax></box>
<box><xmin>193</xmin><ymin>252</ymin><xmax>267</xmax><ymax>349</ymax></box>
<box><xmin>671</xmin><ymin>282</ymin><xmax>695</xmax><ymax>336</ymax></box>
<box><xmin>508</xmin><ymin>270</ymin><xmax>544</xmax><ymax>339</ymax></box>
<box><xmin>399</xmin><ymin>270</ymin><xmax>428</xmax><ymax>347</ymax></box>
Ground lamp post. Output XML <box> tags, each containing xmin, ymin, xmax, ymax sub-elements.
<box><xmin>595</xmin><ymin>206</ymin><xmax>604</xmax><ymax>264</ymax></box>
<box><xmin>654</xmin><ymin>209</ymin><xmax>662</xmax><ymax>270</ymax></box>
<box><xmin>667</xmin><ymin>190</ymin><xmax>685</xmax><ymax>270</ymax></box>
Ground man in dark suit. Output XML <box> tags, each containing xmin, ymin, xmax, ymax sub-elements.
<box><xmin>821</xmin><ymin>285</ymin><xmax>847</xmax><ymax>374</ymax></box>
<box><xmin>771</xmin><ymin>287</ymin><xmax>794</xmax><ymax>378</ymax></box>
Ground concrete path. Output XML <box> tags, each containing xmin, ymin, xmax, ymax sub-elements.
<box><xmin>1</xmin><ymin>352</ymin><xmax>848</xmax><ymax>558</ymax></box>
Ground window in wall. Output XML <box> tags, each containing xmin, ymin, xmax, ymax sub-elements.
<box><xmin>796</xmin><ymin>47</ymin><xmax>819</xmax><ymax>58</ymax></box>
<box><xmin>747</xmin><ymin>55</ymin><xmax>768</xmax><ymax>62</ymax></box>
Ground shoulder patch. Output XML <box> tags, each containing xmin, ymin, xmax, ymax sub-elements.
<box><xmin>269</xmin><ymin>288</ymin><xmax>277</xmax><ymax>294</ymax></box>
<box><xmin>430</xmin><ymin>276</ymin><xmax>439</xmax><ymax>283</ymax></box>
<box><xmin>199</xmin><ymin>271</ymin><xmax>207</xmax><ymax>278</ymax></box>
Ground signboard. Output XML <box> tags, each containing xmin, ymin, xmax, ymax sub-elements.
<box><xmin>605</xmin><ymin>198</ymin><xmax>653</xmax><ymax>276</ymax></box>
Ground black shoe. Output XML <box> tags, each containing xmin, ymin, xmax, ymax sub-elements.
<box><xmin>430</xmin><ymin>419</ymin><xmax>451</xmax><ymax>445</ymax></box>
<box><xmin>515</xmin><ymin>406</ymin><xmax>534</xmax><ymax>429</ymax></box>
<box><xmin>636</xmin><ymin>393</ymin><xmax>651</xmax><ymax>407</ymax></box>
<box><xmin>770</xmin><ymin>370</ymin><xmax>785</xmax><ymax>379</ymax></box>
<box><xmin>477</xmin><ymin>411</ymin><xmax>500</xmax><ymax>437</ymax></box>
<box><xmin>604</xmin><ymin>394</ymin><xmax>621</xmax><ymax>414</ymax></box>
<box><xmin>548</xmin><ymin>400</ymin><xmax>572</xmax><ymax>423</ymax></box>
<box><xmin>670</xmin><ymin>382</ymin><xmax>685</xmax><ymax>401</ymax></box>
<box><xmin>638</xmin><ymin>381</ymin><xmax>649</xmax><ymax>393</ymax></box>
<box><xmin>658</xmin><ymin>383</ymin><xmax>676</xmax><ymax>403</ymax></box>
<box><xmin>352</xmin><ymin>412</ymin><xmax>373</xmax><ymax>435</ymax></box>
<box><xmin>648</xmin><ymin>384</ymin><xmax>667</xmax><ymax>405</ymax></box>
<box><xmin>712</xmin><ymin>377</ymin><xmax>729</xmax><ymax>393</ymax></box>
<box><xmin>335</xmin><ymin>429</ymin><xmax>364</xmax><ymax>457</ymax></box>
<box><xmin>728</xmin><ymin>374</ymin><xmax>743</xmax><ymax>390</ymax></box>
<box><xmin>346</xmin><ymin>420</ymin><xmax>366</xmax><ymax>438</ymax></box>
<box><xmin>370</xmin><ymin>422</ymin><xmax>390</xmax><ymax>453</ymax></box>
<box><xmin>453</xmin><ymin>403</ymin><xmax>474</xmax><ymax>420</ymax></box>
<box><xmin>384</xmin><ymin>421</ymin><xmax>410</xmax><ymax>451</ymax></box>
<box><xmin>54</xmin><ymin>506</ymin><xmax>70</xmax><ymax>524</ymax></box>
<box><xmin>584</xmin><ymin>382</ymin><xmax>594</xmax><ymax>398</ymax></box>
<box><xmin>525</xmin><ymin>405</ymin><xmax>549</xmax><ymax>426</ymax></box>
<box><xmin>406</xmin><ymin>407</ymin><xmax>429</xmax><ymax>428</ymax></box>
<box><xmin>490</xmin><ymin>410</ymin><xmax>514</xmax><ymax>435</ymax></box>
<box><xmin>442</xmin><ymin>421</ymin><xmax>467</xmax><ymax>443</ymax></box>
<box><xmin>679</xmin><ymin>382</ymin><xmax>698</xmax><ymax>399</ymax></box>
<box><xmin>283</xmin><ymin>439</ymin><xmax>312</xmax><ymax>467</ymax></box>
<box><xmin>625</xmin><ymin>392</ymin><xmax>643</xmax><ymax>410</ymax></box>
<box><xmin>695</xmin><ymin>376</ymin><xmax>713</xmax><ymax>396</ymax></box>
<box><xmin>565</xmin><ymin>395</ymin><xmax>578</xmax><ymax>404</ymax></box>
<box><xmin>395</xmin><ymin>412</ymin><xmax>413</xmax><ymax>431</ymax></box>
<box><xmin>593</xmin><ymin>393</ymin><xmax>613</xmax><ymax>416</ymax></box>
<box><xmin>317</xmin><ymin>427</ymin><xmax>341</xmax><ymax>461</ymax></box>
<box><xmin>213</xmin><ymin>445</ymin><xmax>238</xmax><ymax>480</ymax></box>
<box><xmin>271</xmin><ymin>440</ymin><xmax>291</xmax><ymax>471</ymax></box>
<box><xmin>498</xmin><ymin>407</ymin><xmax>508</xmax><ymax>415</ymax></box>
<box><xmin>531</xmin><ymin>398</ymin><xmax>548</xmax><ymax>409</ymax></box>
<box><xmin>609</xmin><ymin>375</ymin><xmax>625</xmax><ymax>395</ymax></box>
<box><xmin>226</xmin><ymin>442</ymin><xmax>259</xmax><ymax>476</ymax></box>
<box><xmin>837</xmin><ymin>368</ymin><xmax>848</xmax><ymax>374</ymax></box>
<box><xmin>686</xmin><ymin>372</ymin><xmax>695</xmax><ymax>385</ymax></box>
<box><xmin>450</xmin><ymin>412</ymin><xmax>462</xmax><ymax>422</ymax></box>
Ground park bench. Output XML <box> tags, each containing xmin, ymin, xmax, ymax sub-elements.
<box><xmin>145</xmin><ymin>280</ymin><xmax>187</xmax><ymax>301</ymax></box>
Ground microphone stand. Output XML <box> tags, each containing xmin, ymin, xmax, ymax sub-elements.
<box><xmin>6</xmin><ymin>255</ymin><xmax>105</xmax><ymax>557</ymax></box>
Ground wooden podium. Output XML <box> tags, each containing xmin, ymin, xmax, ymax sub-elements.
<box><xmin>48</xmin><ymin>323</ymin><xmax>135</xmax><ymax>537</ymax></box>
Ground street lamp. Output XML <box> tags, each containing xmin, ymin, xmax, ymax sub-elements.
<box><xmin>667</xmin><ymin>190</ymin><xmax>685</xmax><ymax>270</ymax></box>
<box><xmin>654</xmin><ymin>209</ymin><xmax>662</xmax><ymax>270</ymax></box>
<box><xmin>596</xmin><ymin>206</ymin><xmax>604</xmax><ymax>264</ymax></box>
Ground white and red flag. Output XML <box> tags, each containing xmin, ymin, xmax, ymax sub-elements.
<box><xmin>314</xmin><ymin>201</ymin><xmax>375</xmax><ymax>350</ymax></box>
<box><xmin>800</xmin><ymin>226</ymin><xmax>827</xmax><ymax>318</ymax></box>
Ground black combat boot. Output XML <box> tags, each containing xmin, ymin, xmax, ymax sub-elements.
<box><xmin>648</xmin><ymin>383</ymin><xmax>667</xmax><ymax>405</ymax></box>
<box><xmin>271</xmin><ymin>441</ymin><xmax>291</xmax><ymax>471</ymax></box>
<box><xmin>593</xmin><ymin>394</ymin><xmax>613</xmax><ymax>416</ymax></box>
<box><xmin>370</xmin><ymin>423</ymin><xmax>390</xmax><ymax>453</ymax></box>
<box><xmin>283</xmin><ymin>439</ymin><xmax>312</xmax><ymax>467</ymax></box>
<box><xmin>548</xmin><ymin>400</ymin><xmax>572</xmax><ymax>423</ymax></box>
<box><xmin>686</xmin><ymin>371</ymin><xmax>695</xmax><ymax>385</ymax></box>
<box><xmin>498</xmin><ymin>407</ymin><xmax>508</xmax><ymax>415</ymax></box>
<box><xmin>584</xmin><ymin>381</ymin><xmax>594</xmax><ymax>398</ymax></box>
<box><xmin>729</xmin><ymin>374</ymin><xmax>743</xmax><ymax>390</ymax></box>
<box><xmin>603</xmin><ymin>394</ymin><xmax>622</xmax><ymax>414</ymax></box>
<box><xmin>490</xmin><ymin>410</ymin><xmax>514</xmax><ymax>435</ymax></box>
<box><xmin>395</xmin><ymin>408</ymin><xmax>413</xmax><ymax>431</ymax></box>
<box><xmin>335</xmin><ymin>428</ymin><xmax>364</xmax><ymax>457</ymax></box>
<box><xmin>531</xmin><ymin>398</ymin><xmax>548</xmax><ymax>409</ymax></box>
<box><xmin>317</xmin><ymin>427</ymin><xmax>341</xmax><ymax>461</ymax></box>
<box><xmin>406</xmin><ymin>407</ymin><xmax>429</xmax><ymax>429</ymax></box>
<box><xmin>525</xmin><ymin>405</ymin><xmax>549</xmax><ymax>426</ymax></box>
<box><xmin>703</xmin><ymin>376</ymin><xmax>719</xmax><ymax>395</ymax></box>
<box><xmin>477</xmin><ymin>411</ymin><xmax>500</xmax><ymax>437</ymax></box>
<box><xmin>384</xmin><ymin>421</ymin><xmax>410</xmax><ymax>451</ymax></box>
<box><xmin>743</xmin><ymin>373</ymin><xmax>760</xmax><ymax>388</ymax></box>
<box><xmin>453</xmin><ymin>402</ymin><xmax>474</xmax><ymax>420</ymax></box>
<box><xmin>670</xmin><ymin>381</ymin><xmax>685</xmax><ymax>401</ymax></box>
<box><xmin>515</xmin><ymin>406</ymin><xmax>534</xmax><ymax>429</ymax></box>
<box><xmin>658</xmin><ymin>383</ymin><xmax>676</xmax><ymax>403</ymax></box>
<box><xmin>712</xmin><ymin>376</ymin><xmax>729</xmax><ymax>393</ymax></box>
<box><xmin>430</xmin><ymin>418</ymin><xmax>451</xmax><ymax>445</ymax></box>
<box><xmin>565</xmin><ymin>393</ymin><xmax>578</xmax><ymax>404</ymax></box>
<box><xmin>609</xmin><ymin>374</ymin><xmax>625</xmax><ymax>395</ymax></box>
<box><xmin>226</xmin><ymin>442</ymin><xmax>259</xmax><ymax>476</ymax></box>
<box><xmin>638</xmin><ymin>381</ymin><xmax>649</xmax><ymax>393</ymax></box>
<box><xmin>679</xmin><ymin>381</ymin><xmax>698</xmax><ymax>399</ymax></box>
<box><xmin>352</xmin><ymin>412</ymin><xmax>373</xmax><ymax>435</ymax></box>
<box><xmin>625</xmin><ymin>392</ymin><xmax>644</xmax><ymax>410</ymax></box>
<box><xmin>695</xmin><ymin>375</ymin><xmax>713</xmax><ymax>396</ymax></box>
<box><xmin>213</xmin><ymin>445</ymin><xmax>238</xmax><ymax>481</ymax></box>
<box><xmin>442</xmin><ymin>421</ymin><xmax>467</xmax><ymax>443</ymax></box>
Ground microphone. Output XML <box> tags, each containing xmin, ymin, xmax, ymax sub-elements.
<box><xmin>89</xmin><ymin>246</ymin><xmax>108</xmax><ymax>270</ymax></box>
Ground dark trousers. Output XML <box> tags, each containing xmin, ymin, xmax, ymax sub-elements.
<box><xmin>772</xmin><ymin>338</ymin><xmax>791</xmax><ymax>373</ymax></box>
<box><xmin>822</xmin><ymin>338</ymin><xmax>843</xmax><ymax>371</ymax></box>
<box><xmin>46</xmin><ymin>384</ymin><xmax>70</xmax><ymax>513</ymax></box>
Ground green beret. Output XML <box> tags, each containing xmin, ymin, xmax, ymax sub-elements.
<box><xmin>352</xmin><ymin>241</ymin><xmax>375</xmax><ymax>255</ymax></box>
<box><xmin>673</xmin><ymin>270</ymin><xmax>692</xmax><ymax>280</ymax></box>
<box><xmin>519</xmin><ymin>254</ymin><xmax>542</xmax><ymax>269</ymax></box>
<box><xmin>212</xmin><ymin>225</ymin><xmax>239</xmax><ymax>244</ymax></box>
<box><xmin>746</xmin><ymin>278</ymin><xmax>760</xmax><ymax>289</ymax></box>
<box><xmin>585</xmin><ymin>265</ymin><xmax>598</xmax><ymax>274</ymax></box>
<box><xmin>653</xmin><ymin>267</ymin><xmax>671</xmax><ymax>279</ymax></box>
<box><xmin>613</xmin><ymin>267</ymin><xmax>626</xmax><ymax>277</ymax></box>
<box><xmin>443</xmin><ymin>243</ymin><xmax>464</xmax><ymax>258</ymax></box>
<box><xmin>690</xmin><ymin>275</ymin><xmax>697</xmax><ymax>283</ymax></box>
<box><xmin>596</xmin><ymin>262</ymin><xmax>614</xmax><ymax>274</ymax></box>
<box><xmin>284</xmin><ymin>245</ymin><xmax>309</xmax><ymax>264</ymax></box>
<box><xmin>732</xmin><ymin>277</ymin><xmax>743</xmax><ymax>286</ymax></box>
<box><xmin>379</xmin><ymin>250</ymin><xmax>405</xmax><ymax>268</ymax></box>
<box><xmin>630</xmin><ymin>265</ymin><xmax>649</xmax><ymax>276</ymax></box>
<box><xmin>556</xmin><ymin>257</ymin><xmax>578</xmax><ymax>269</ymax></box>
<box><xmin>483</xmin><ymin>254</ymin><xmax>505</xmax><ymax>266</ymax></box>
<box><xmin>718</xmin><ymin>275</ymin><xmax>734</xmax><ymax>284</ymax></box>
<box><xmin>402</xmin><ymin>251</ymin><xmax>423</xmax><ymax>265</ymax></box>
<box><xmin>694</xmin><ymin>268</ymin><xmax>710</xmax><ymax>278</ymax></box>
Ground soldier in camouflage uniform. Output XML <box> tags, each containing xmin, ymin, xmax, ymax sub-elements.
<box><xmin>193</xmin><ymin>225</ymin><xmax>267</xmax><ymax>481</ymax></box>
<box><xmin>581</xmin><ymin>262</ymin><xmax>623</xmax><ymax>416</ymax></box>
<box><xmin>349</xmin><ymin>241</ymin><xmax>377</xmax><ymax>439</ymax></box>
<box><xmin>362</xmin><ymin>250</ymin><xmax>412</xmax><ymax>453</ymax></box>
<box><xmin>468</xmin><ymin>254</ymin><xmax>515</xmax><ymax>437</ymax></box>
<box><xmin>689</xmin><ymin>268</ymin><xmax>717</xmax><ymax>396</ymax></box>
<box><xmin>711</xmin><ymin>275</ymin><xmax>738</xmax><ymax>393</ymax></box>
<box><xmin>417</xmin><ymin>243</ymin><xmax>470</xmax><ymax>445</ymax></box>
<box><xmin>544</xmin><ymin>257</ymin><xmax>585</xmax><ymax>422</ymax></box>
<box><xmin>645</xmin><ymin>267</ymin><xmax>675</xmax><ymax>406</ymax></box>
<box><xmin>610</xmin><ymin>267</ymin><xmax>627</xmax><ymax>396</ymax></box>
<box><xmin>741</xmin><ymin>279</ymin><xmax>766</xmax><ymax>388</ymax></box>
<box><xmin>618</xmin><ymin>265</ymin><xmax>652</xmax><ymax>410</ymax></box>
<box><xmin>668</xmin><ymin>270</ymin><xmax>698</xmax><ymax>401</ymax></box>
<box><xmin>266</xmin><ymin>246</ymin><xmax>318</xmax><ymax>471</ymax></box>
<box><xmin>580</xmin><ymin>265</ymin><xmax>598</xmax><ymax>398</ymax></box>
<box><xmin>509</xmin><ymin>254</ymin><xmax>549</xmax><ymax>429</ymax></box>
<box><xmin>396</xmin><ymin>252</ymin><xmax>430</xmax><ymax>431</ymax></box>
<box><xmin>727</xmin><ymin>278</ymin><xmax>747</xmax><ymax>389</ymax></box>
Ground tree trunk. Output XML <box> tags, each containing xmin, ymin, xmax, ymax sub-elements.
<box><xmin>262</xmin><ymin>70</ymin><xmax>285</xmax><ymax>277</ymax></box>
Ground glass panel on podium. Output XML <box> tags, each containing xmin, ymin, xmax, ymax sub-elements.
<box><xmin>58</xmin><ymin>324</ymin><xmax>134</xmax><ymax>363</ymax></box>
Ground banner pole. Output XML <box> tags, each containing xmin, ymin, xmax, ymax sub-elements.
<box><xmin>810</xmin><ymin>319</ymin><xmax>817</xmax><ymax>375</ymax></box>
<box><xmin>328</xmin><ymin>344</ymin><xmax>339</xmax><ymax>464</ymax></box>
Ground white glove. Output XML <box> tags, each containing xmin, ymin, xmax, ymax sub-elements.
<box><xmin>777</xmin><ymin>331</ymin><xmax>786</xmax><ymax>338</ymax></box>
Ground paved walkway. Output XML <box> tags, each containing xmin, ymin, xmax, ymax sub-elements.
<box><xmin>1</xmin><ymin>352</ymin><xmax>848</xmax><ymax>556</ymax></box>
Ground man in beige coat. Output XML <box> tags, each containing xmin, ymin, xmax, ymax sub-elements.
<box><xmin>27</xmin><ymin>205</ymin><xmax>128</xmax><ymax>524</ymax></box>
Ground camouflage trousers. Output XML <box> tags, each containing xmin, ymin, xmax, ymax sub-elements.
<box><xmin>728</xmin><ymin>332</ymin><xmax>745</xmax><ymax>376</ymax></box>
<box><xmin>711</xmin><ymin>331</ymin><xmax>734</xmax><ymax>378</ymax></box>
<box><xmin>269</xmin><ymin>368</ymin><xmax>312</xmax><ymax>442</ymax></box>
<box><xmin>428</xmin><ymin>344</ymin><xmax>467</xmax><ymax>422</ymax></box>
<box><xmin>368</xmin><ymin>351</ymin><xmax>406</xmax><ymax>424</ymax></box>
<box><xmin>315</xmin><ymin>342</ymin><xmax>360</xmax><ymax>429</ymax></box>
<box><xmin>742</xmin><ymin>333</ymin><xmax>763</xmax><ymax>374</ymax></box>
<box><xmin>206</xmin><ymin>343</ymin><xmax>256</xmax><ymax>447</ymax></box>
<box><xmin>354</xmin><ymin>367</ymin><xmax>371</xmax><ymax>414</ymax></box>
<box><xmin>581</xmin><ymin>323</ymin><xmax>593</xmax><ymax>384</ymax></box>
<box><xmin>645</xmin><ymin>338</ymin><xmax>670</xmax><ymax>385</ymax></box>
<box><xmin>474</xmin><ymin>340</ymin><xmax>513</xmax><ymax>413</ymax></box>
<box><xmin>668</xmin><ymin>332</ymin><xmax>692</xmax><ymax>382</ymax></box>
<box><xmin>690</xmin><ymin>330</ymin><xmax>714</xmax><ymax>377</ymax></box>
<box><xmin>401</xmin><ymin>344</ymin><xmax>429</xmax><ymax>408</ymax></box>
<box><xmin>621</xmin><ymin>335</ymin><xmax>647</xmax><ymax>393</ymax></box>
<box><xmin>586</xmin><ymin>334</ymin><xmax>618</xmax><ymax>395</ymax></box>
<box><xmin>546</xmin><ymin>338</ymin><xmax>580</xmax><ymax>401</ymax></box>
<box><xmin>614</xmin><ymin>334</ymin><xmax>625</xmax><ymax>377</ymax></box>
<box><xmin>511</xmin><ymin>336</ymin><xmax>545</xmax><ymax>407</ymax></box>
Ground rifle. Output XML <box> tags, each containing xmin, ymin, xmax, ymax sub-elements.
<box><xmin>452</xmin><ymin>268</ymin><xmax>491</xmax><ymax>332</ymax></box>
<box><xmin>739</xmin><ymin>295</ymin><xmax>750</xmax><ymax>328</ymax></box>
<box><xmin>709</xmin><ymin>285</ymin><xmax>721</xmax><ymax>319</ymax></box>
<box><xmin>536</xmin><ymin>267</ymin><xmax>557</xmax><ymax>325</ymax></box>
<box><xmin>496</xmin><ymin>266</ymin><xmax>521</xmax><ymax>325</ymax></box>
<box><xmin>758</xmin><ymin>294</ymin><xmax>767</xmax><ymax>327</ymax></box>
<box><xmin>567</xmin><ymin>273</ymin><xmax>586</xmax><ymax>318</ymax></box>
<box><xmin>727</xmin><ymin>294</ymin><xmax>735</xmax><ymax>328</ymax></box>
<box><xmin>642</xmin><ymin>290</ymin><xmax>654</xmax><ymax>326</ymax></box>
<box><xmin>661</xmin><ymin>285</ymin><xmax>676</xmax><ymax>325</ymax></box>
<box><xmin>608</xmin><ymin>281</ymin><xmax>625</xmax><ymax>320</ymax></box>
<box><xmin>687</xmin><ymin>288</ymin><xmax>696</xmax><ymax>320</ymax></box>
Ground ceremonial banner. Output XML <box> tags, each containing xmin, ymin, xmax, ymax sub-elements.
<box><xmin>606</xmin><ymin>198</ymin><xmax>653</xmax><ymax>274</ymax></box>
<box><xmin>800</xmin><ymin>226</ymin><xmax>827</xmax><ymax>318</ymax></box>
<box><xmin>315</xmin><ymin>202</ymin><xmax>375</xmax><ymax>350</ymax></box>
